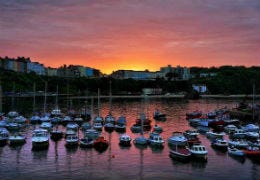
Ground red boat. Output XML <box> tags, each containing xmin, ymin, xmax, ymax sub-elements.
<box><xmin>186</xmin><ymin>110</ymin><xmax>202</xmax><ymax>120</ymax></box>
<box><xmin>93</xmin><ymin>136</ymin><xmax>109</xmax><ymax>153</ymax></box>
<box><xmin>243</xmin><ymin>147</ymin><xmax>260</xmax><ymax>157</ymax></box>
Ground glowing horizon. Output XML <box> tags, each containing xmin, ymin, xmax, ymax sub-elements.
<box><xmin>1</xmin><ymin>0</ymin><xmax>260</xmax><ymax>74</ymax></box>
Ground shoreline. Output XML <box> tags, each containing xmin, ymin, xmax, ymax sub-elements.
<box><xmin>69</xmin><ymin>94</ymin><xmax>260</xmax><ymax>99</ymax></box>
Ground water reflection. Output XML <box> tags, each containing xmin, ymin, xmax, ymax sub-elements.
<box><xmin>1</xmin><ymin>98</ymin><xmax>260</xmax><ymax>179</ymax></box>
<box><xmin>32</xmin><ymin>149</ymin><xmax>48</xmax><ymax>160</ymax></box>
<box><xmin>190</xmin><ymin>160</ymin><xmax>207</xmax><ymax>169</ymax></box>
<box><xmin>229</xmin><ymin>155</ymin><xmax>246</xmax><ymax>164</ymax></box>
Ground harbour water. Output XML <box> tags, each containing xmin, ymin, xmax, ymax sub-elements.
<box><xmin>0</xmin><ymin>98</ymin><xmax>260</xmax><ymax>180</ymax></box>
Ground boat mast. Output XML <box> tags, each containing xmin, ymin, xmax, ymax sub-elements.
<box><xmin>33</xmin><ymin>82</ymin><xmax>36</xmax><ymax>113</ymax></box>
<box><xmin>253</xmin><ymin>83</ymin><xmax>255</xmax><ymax>121</ymax></box>
<box><xmin>43</xmin><ymin>81</ymin><xmax>47</xmax><ymax>114</ymax></box>
<box><xmin>55</xmin><ymin>85</ymin><xmax>59</xmax><ymax>109</ymax></box>
<box><xmin>109</xmin><ymin>80</ymin><xmax>112</xmax><ymax>114</ymax></box>
<box><xmin>91</xmin><ymin>97</ymin><xmax>94</xmax><ymax>122</ymax></box>
<box><xmin>0</xmin><ymin>79</ymin><xmax>2</xmax><ymax>113</ymax></box>
<box><xmin>98</xmin><ymin>88</ymin><xmax>100</xmax><ymax>117</ymax></box>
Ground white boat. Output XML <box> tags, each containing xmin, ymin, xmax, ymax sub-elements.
<box><xmin>14</xmin><ymin>116</ymin><xmax>27</xmax><ymax>124</ymax></box>
<box><xmin>93</xmin><ymin>116</ymin><xmax>104</xmax><ymax>124</ymax></box>
<box><xmin>231</xmin><ymin>128</ymin><xmax>247</xmax><ymax>139</ymax></box>
<box><xmin>7</xmin><ymin>111</ymin><xmax>19</xmax><ymax>118</ymax></box>
<box><xmin>168</xmin><ymin>132</ymin><xmax>187</xmax><ymax>147</ymax></box>
<box><xmin>189</xmin><ymin>144</ymin><xmax>208</xmax><ymax>161</ymax></box>
<box><xmin>8</xmin><ymin>133</ymin><xmax>26</xmax><ymax>146</ymax></box>
<box><xmin>30</xmin><ymin>115</ymin><xmax>40</xmax><ymax>124</ymax></box>
<box><xmin>85</xmin><ymin>128</ymin><xmax>99</xmax><ymax>139</ymax></box>
<box><xmin>32</xmin><ymin>129</ymin><xmax>49</xmax><ymax>150</ymax></box>
<box><xmin>119</xmin><ymin>134</ymin><xmax>132</xmax><ymax>146</ymax></box>
<box><xmin>79</xmin><ymin>137</ymin><xmax>94</xmax><ymax>148</ymax></box>
<box><xmin>0</xmin><ymin>128</ymin><xmax>9</xmax><ymax>146</ymax></box>
<box><xmin>51</xmin><ymin>108</ymin><xmax>62</xmax><ymax>117</ymax></box>
<box><xmin>228</xmin><ymin>139</ymin><xmax>249</xmax><ymax>149</ymax></box>
<box><xmin>148</xmin><ymin>132</ymin><xmax>164</xmax><ymax>147</ymax></box>
<box><xmin>211</xmin><ymin>138</ymin><xmax>228</xmax><ymax>151</ymax></box>
<box><xmin>39</xmin><ymin>115</ymin><xmax>51</xmax><ymax>123</ymax></box>
<box><xmin>93</xmin><ymin>122</ymin><xmax>103</xmax><ymax>131</ymax></box>
<box><xmin>65</xmin><ymin>134</ymin><xmax>79</xmax><ymax>147</ymax></box>
<box><xmin>66</xmin><ymin>122</ymin><xmax>79</xmax><ymax>131</ymax></box>
<box><xmin>228</xmin><ymin>146</ymin><xmax>244</xmax><ymax>157</ymax></box>
<box><xmin>241</xmin><ymin>124</ymin><xmax>259</xmax><ymax>132</ymax></box>
<box><xmin>65</xmin><ymin>129</ymin><xmax>77</xmax><ymax>137</ymax></box>
<box><xmin>184</xmin><ymin>129</ymin><xmax>199</xmax><ymax>138</ymax></box>
<box><xmin>246</xmin><ymin>131</ymin><xmax>259</xmax><ymax>139</ymax></box>
<box><xmin>61</xmin><ymin>116</ymin><xmax>72</xmax><ymax>125</ymax></box>
<box><xmin>40</xmin><ymin>122</ymin><xmax>52</xmax><ymax>130</ymax></box>
<box><xmin>5</xmin><ymin>122</ymin><xmax>21</xmax><ymax>131</ymax></box>
<box><xmin>224</xmin><ymin>124</ymin><xmax>237</xmax><ymax>134</ymax></box>
<box><xmin>206</xmin><ymin>131</ymin><xmax>225</xmax><ymax>139</ymax></box>
<box><xmin>104</xmin><ymin>122</ymin><xmax>114</xmax><ymax>132</ymax></box>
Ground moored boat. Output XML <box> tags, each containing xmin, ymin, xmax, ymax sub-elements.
<box><xmin>93</xmin><ymin>136</ymin><xmax>109</xmax><ymax>153</ymax></box>
<box><xmin>153</xmin><ymin>124</ymin><xmax>163</xmax><ymax>133</ymax></box>
<box><xmin>206</xmin><ymin>131</ymin><xmax>225</xmax><ymax>139</ymax></box>
<box><xmin>168</xmin><ymin>132</ymin><xmax>187</xmax><ymax>147</ymax></box>
<box><xmin>228</xmin><ymin>146</ymin><xmax>244</xmax><ymax>157</ymax></box>
<box><xmin>32</xmin><ymin>129</ymin><xmax>49</xmax><ymax>150</ymax></box>
<box><xmin>211</xmin><ymin>138</ymin><xmax>228</xmax><ymax>151</ymax></box>
<box><xmin>148</xmin><ymin>132</ymin><xmax>164</xmax><ymax>147</ymax></box>
<box><xmin>85</xmin><ymin>128</ymin><xmax>99</xmax><ymax>139</ymax></box>
<box><xmin>153</xmin><ymin>109</ymin><xmax>166</xmax><ymax>121</ymax></box>
<box><xmin>186</xmin><ymin>110</ymin><xmax>202</xmax><ymax>120</ymax></box>
<box><xmin>8</xmin><ymin>132</ymin><xmax>26</xmax><ymax>146</ymax></box>
<box><xmin>79</xmin><ymin>137</ymin><xmax>94</xmax><ymax>148</ymax></box>
<box><xmin>50</xmin><ymin>126</ymin><xmax>63</xmax><ymax>141</ymax></box>
<box><xmin>65</xmin><ymin>134</ymin><xmax>79</xmax><ymax>147</ymax></box>
<box><xmin>243</xmin><ymin>146</ymin><xmax>260</xmax><ymax>158</ymax></box>
<box><xmin>119</xmin><ymin>134</ymin><xmax>132</xmax><ymax>146</ymax></box>
<box><xmin>228</xmin><ymin>139</ymin><xmax>249</xmax><ymax>149</ymax></box>
<box><xmin>0</xmin><ymin>128</ymin><xmax>9</xmax><ymax>146</ymax></box>
<box><xmin>169</xmin><ymin>146</ymin><xmax>191</xmax><ymax>162</ymax></box>
<box><xmin>189</xmin><ymin>144</ymin><xmax>208</xmax><ymax>161</ymax></box>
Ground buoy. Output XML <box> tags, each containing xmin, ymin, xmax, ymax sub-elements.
<box><xmin>112</xmin><ymin>155</ymin><xmax>115</xmax><ymax>158</ymax></box>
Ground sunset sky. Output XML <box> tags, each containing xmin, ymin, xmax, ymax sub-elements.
<box><xmin>0</xmin><ymin>0</ymin><xmax>260</xmax><ymax>74</ymax></box>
